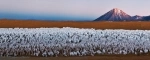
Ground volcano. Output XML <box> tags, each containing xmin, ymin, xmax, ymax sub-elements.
<box><xmin>94</xmin><ymin>8</ymin><xmax>132</xmax><ymax>21</ymax></box>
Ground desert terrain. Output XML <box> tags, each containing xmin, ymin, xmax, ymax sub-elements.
<box><xmin>1</xmin><ymin>56</ymin><xmax>150</xmax><ymax>60</ymax></box>
<box><xmin>1</xmin><ymin>19</ymin><xmax>150</xmax><ymax>60</ymax></box>
<box><xmin>0</xmin><ymin>19</ymin><xmax>150</xmax><ymax>30</ymax></box>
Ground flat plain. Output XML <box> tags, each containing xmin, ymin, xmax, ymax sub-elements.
<box><xmin>0</xmin><ymin>19</ymin><xmax>150</xmax><ymax>30</ymax></box>
<box><xmin>1</xmin><ymin>19</ymin><xmax>150</xmax><ymax>60</ymax></box>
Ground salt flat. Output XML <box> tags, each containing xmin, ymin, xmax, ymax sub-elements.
<box><xmin>0</xmin><ymin>28</ymin><xmax>150</xmax><ymax>57</ymax></box>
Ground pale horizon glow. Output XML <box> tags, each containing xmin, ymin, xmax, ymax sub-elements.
<box><xmin>0</xmin><ymin>0</ymin><xmax>150</xmax><ymax>21</ymax></box>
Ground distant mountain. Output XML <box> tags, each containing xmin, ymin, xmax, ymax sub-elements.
<box><xmin>143</xmin><ymin>16</ymin><xmax>150</xmax><ymax>21</ymax></box>
<box><xmin>132</xmin><ymin>15</ymin><xmax>143</xmax><ymax>20</ymax></box>
<box><xmin>94</xmin><ymin>8</ymin><xmax>133</xmax><ymax>21</ymax></box>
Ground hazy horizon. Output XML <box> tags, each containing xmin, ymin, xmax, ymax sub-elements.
<box><xmin>0</xmin><ymin>0</ymin><xmax>150</xmax><ymax>21</ymax></box>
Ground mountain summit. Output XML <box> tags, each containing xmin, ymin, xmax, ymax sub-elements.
<box><xmin>95</xmin><ymin>8</ymin><xmax>132</xmax><ymax>21</ymax></box>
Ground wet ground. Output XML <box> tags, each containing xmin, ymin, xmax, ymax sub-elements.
<box><xmin>1</xmin><ymin>56</ymin><xmax>150</xmax><ymax>60</ymax></box>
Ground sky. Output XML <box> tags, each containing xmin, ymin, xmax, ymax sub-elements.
<box><xmin>0</xmin><ymin>0</ymin><xmax>150</xmax><ymax>21</ymax></box>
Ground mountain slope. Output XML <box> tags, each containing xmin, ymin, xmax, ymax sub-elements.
<box><xmin>95</xmin><ymin>8</ymin><xmax>132</xmax><ymax>21</ymax></box>
<box><xmin>132</xmin><ymin>15</ymin><xmax>143</xmax><ymax>20</ymax></box>
<box><xmin>143</xmin><ymin>16</ymin><xmax>150</xmax><ymax>21</ymax></box>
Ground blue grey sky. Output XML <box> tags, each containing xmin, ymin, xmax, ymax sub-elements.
<box><xmin>0</xmin><ymin>0</ymin><xmax>149</xmax><ymax>21</ymax></box>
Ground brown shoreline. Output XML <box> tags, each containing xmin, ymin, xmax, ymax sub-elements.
<box><xmin>0</xmin><ymin>19</ymin><xmax>150</xmax><ymax>30</ymax></box>
<box><xmin>1</xmin><ymin>55</ymin><xmax>150</xmax><ymax>60</ymax></box>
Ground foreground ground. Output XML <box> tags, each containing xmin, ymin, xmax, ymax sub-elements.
<box><xmin>1</xmin><ymin>56</ymin><xmax>150</xmax><ymax>60</ymax></box>
<box><xmin>0</xmin><ymin>19</ymin><xmax>150</xmax><ymax>29</ymax></box>
<box><xmin>1</xmin><ymin>19</ymin><xmax>150</xmax><ymax>60</ymax></box>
